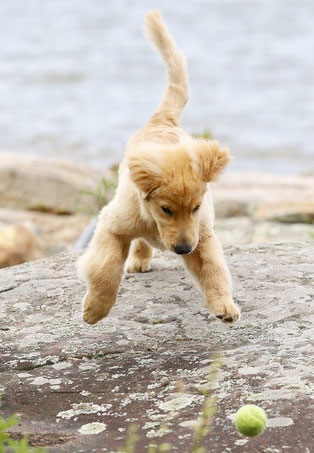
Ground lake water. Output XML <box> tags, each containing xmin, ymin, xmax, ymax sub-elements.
<box><xmin>1</xmin><ymin>0</ymin><xmax>314</xmax><ymax>174</ymax></box>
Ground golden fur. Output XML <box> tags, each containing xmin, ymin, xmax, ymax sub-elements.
<box><xmin>78</xmin><ymin>10</ymin><xmax>241</xmax><ymax>325</ymax></box>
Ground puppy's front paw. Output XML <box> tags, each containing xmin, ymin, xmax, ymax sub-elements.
<box><xmin>82</xmin><ymin>291</ymin><xmax>111</xmax><ymax>325</ymax></box>
<box><xmin>209</xmin><ymin>297</ymin><xmax>241</xmax><ymax>324</ymax></box>
<box><xmin>125</xmin><ymin>257</ymin><xmax>152</xmax><ymax>273</ymax></box>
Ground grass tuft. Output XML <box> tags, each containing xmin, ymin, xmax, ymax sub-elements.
<box><xmin>118</xmin><ymin>354</ymin><xmax>222</xmax><ymax>452</ymax></box>
<box><xmin>81</xmin><ymin>176</ymin><xmax>117</xmax><ymax>210</ymax></box>
<box><xmin>0</xmin><ymin>397</ymin><xmax>46</xmax><ymax>453</ymax></box>
<box><xmin>192</xmin><ymin>129</ymin><xmax>213</xmax><ymax>140</ymax></box>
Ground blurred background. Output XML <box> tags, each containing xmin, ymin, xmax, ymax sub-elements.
<box><xmin>0</xmin><ymin>0</ymin><xmax>314</xmax><ymax>268</ymax></box>
<box><xmin>1</xmin><ymin>0</ymin><xmax>314</xmax><ymax>173</ymax></box>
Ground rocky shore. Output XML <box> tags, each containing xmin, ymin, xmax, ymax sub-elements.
<box><xmin>1</xmin><ymin>151</ymin><xmax>314</xmax><ymax>452</ymax></box>
<box><xmin>0</xmin><ymin>152</ymin><xmax>112</xmax><ymax>268</ymax></box>
<box><xmin>0</xmin><ymin>151</ymin><xmax>313</xmax><ymax>268</ymax></box>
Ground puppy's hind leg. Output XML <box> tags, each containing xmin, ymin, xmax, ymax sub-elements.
<box><xmin>125</xmin><ymin>239</ymin><xmax>153</xmax><ymax>273</ymax></box>
<box><xmin>78</xmin><ymin>221</ymin><xmax>130</xmax><ymax>325</ymax></box>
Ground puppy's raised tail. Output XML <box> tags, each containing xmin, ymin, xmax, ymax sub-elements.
<box><xmin>145</xmin><ymin>10</ymin><xmax>188</xmax><ymax>119</ymax></box>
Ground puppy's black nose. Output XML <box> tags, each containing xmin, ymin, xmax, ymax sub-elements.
<box><xmin>174</xmin><ymin>243</ymin><xmax>192</xmax><ymax>255</ymax></box>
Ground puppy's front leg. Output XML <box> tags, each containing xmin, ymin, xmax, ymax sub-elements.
<box><xmin>183</xmin><ymin>228</ymin><xmax>241</xmax><ymax>323</ymax></box>
<box><xmin>79</xmin><ymin>226</ymin><xmax>130</xmax><ymax>325</ymax></box>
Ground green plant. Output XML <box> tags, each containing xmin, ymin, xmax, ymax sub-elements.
<box><xmin>191</xmin><ymin>355</ymin><xmax>222</xmax><ymax>452</ymax></box>
<box><xmin>0</xmin><ymin>399</ymin><xmax>45</xmax><ymax>452</ymax></box>
<box><xmin>119</xmin><ymin>425</ymin><xmax>139</xmax><ymax>453</ymax></box>
<box><xmin>81</xmin><ymin>177</ymin><xmax>117</xmax><ymax>209</ymax></box>
<box><xmin>192</xmin><ymin>129</ymin><xmax>213</xmax><ymax>140</ymax></box>
<box><xmin>119</xmin><ymin>355</ymin><xmax>222</xmax><ymax>452</ymax></box>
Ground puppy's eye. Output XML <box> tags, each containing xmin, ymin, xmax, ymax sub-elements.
<box><xmin>192</xmin><ymin>205</ymin><xmax>200</xmax><ymax>213</ymax></box>
<box><xmin>161</xmin><ymin>206</ymin><xmax>173</xmax><ymax>216</ymax></box>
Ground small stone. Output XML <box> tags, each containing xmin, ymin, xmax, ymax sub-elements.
<box><xmin>160</xmin><ymin>377</ymin><xmax>169</xmax><ymax>386</ymax></box>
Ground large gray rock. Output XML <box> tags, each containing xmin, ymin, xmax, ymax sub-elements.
<box><xmin>215</xmin><ymin>217</ymin><xmax>314</xmax><ymax>245</ymax></box>
<box><xmin>0</xmin><ymin>152</ymin><xmax>103</xmax><ymax>214</ymax></box>
<box><xmin>0</xmin><ymin>223</ymin><xmax>40</xmax><ymax>268</ymax></box>
<box><xmin>0</xmin><ymin>243</ymin><xmax>313</xmax><ymax>452</ymax></box>
<box><xmin>213</xmin><ymin>172</ymin><xmax>314</xmax><ymax>220</ymax></box>
<box><xmin>0</xmin><ymin>208</ymin><xmax>92</xmax><ymax>257</ymax></box>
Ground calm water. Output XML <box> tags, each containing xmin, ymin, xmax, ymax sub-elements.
<box><xmin>1</xmin><ymin>0</ymin><xmax>314</xmax><ymax>174</ymax></box>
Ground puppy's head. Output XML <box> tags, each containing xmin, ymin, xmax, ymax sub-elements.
<box><xmin>128</xmin><ymin>139</ymin><xmax>230</xmax><ymax>254</ymax></box>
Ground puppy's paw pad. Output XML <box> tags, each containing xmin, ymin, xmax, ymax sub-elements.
<box><xmin>216</xmin><ymin>313</ymin><xmax>240</xmax><ymax>324</ymax></box>
<box><xmin>213</xmin><ymin>301</ymin><xmax>241</xmax><ymax>324</ymax></box>
<box><xmin>224</xmin><ymin>316</ymin><xmax>235</xmax><ymax>323</ymax></box>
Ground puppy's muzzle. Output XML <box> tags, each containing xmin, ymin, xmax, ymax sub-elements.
<box><xmin>174</xmin><ymin>243</ymin><xmax>192</xmax><ymax>255</ymax></box>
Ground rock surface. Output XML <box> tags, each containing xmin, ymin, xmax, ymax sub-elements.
<box><xmin>253</xmin><ymin>201</ymin><xmax>314</xmax><ymax>224</ymax></box>
<box><xmin>213</xmin><ymin>172</ymin><xmax>314</xmax><ymax>220</ymax></box>
<box><xmin>0</xmin><ymin>152</ymin><xmax>103</xmax><ymax>214</ymax></box>
<box><xmin>215</xmin><ymin>217</ymin><xmax>314</xmax><ymax>245</ymax></box>
<box><xmin>1</xmin><ymin>243</ymin><xmax>313</xmax><ymax>452</ymax></box>
<box><xmin>0</xmin><ymin>224</ymin><xmax>40</xmax><ymax>268</ymax></box>
<box><xmin>0</xmin><ymin>208</ymin><xmax>92</xmax><ymax>257</ymax></box>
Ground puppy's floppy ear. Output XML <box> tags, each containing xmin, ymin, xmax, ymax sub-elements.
<box><xmin>194</xmin><ymin>140</ymin><xmax>231</xmax><ymax>182</ymax></box>
<box><xmin>128</xmin><ymin>151</ymin><xmax>163</xmax><ymax>197</ymax></box>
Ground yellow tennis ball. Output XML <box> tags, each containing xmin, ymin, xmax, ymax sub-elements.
<box><xmin>235</xmin><ymin>405</ymin><xmax>267</xmax><ymax>437</ymax></box>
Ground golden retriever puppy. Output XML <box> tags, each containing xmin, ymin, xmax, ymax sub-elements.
<box><xmin>78</xmin><ymin>10</ymin><xmax>241</xmax><ymax>325</ymax></box>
